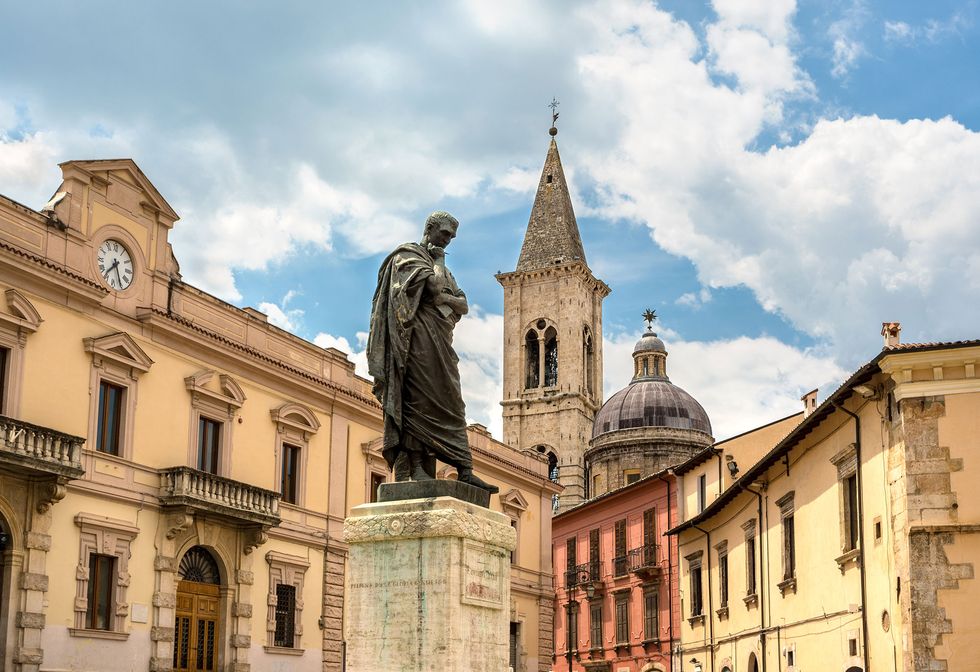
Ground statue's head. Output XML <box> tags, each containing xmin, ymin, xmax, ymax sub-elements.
<box><xmin>423</xmin><ymin>211</ymin><xmax>459</xmax><ymax>249</ymax></box>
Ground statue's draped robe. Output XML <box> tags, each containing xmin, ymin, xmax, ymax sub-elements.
<box><xmin>366</xmin><ymin>243</ymin><xmax>472</xmax><ymax>471</ymax></box>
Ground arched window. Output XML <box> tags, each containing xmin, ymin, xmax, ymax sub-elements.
<box><xmin>583</xmin><ymin>329</ymin><xmax>595</xmax><ymax>394</ymax></box>
<box><xmin>525</xmin><ymin>330</ymin><xmax>540</xmax><ymax>389</ymax></box>
<box><xmin>544</xmin><ymin>327</ymin><xmax>558</xmax><ymax>387</ymax></box>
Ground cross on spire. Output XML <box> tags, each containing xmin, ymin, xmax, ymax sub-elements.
<box><xmin>549</xmin><ymin>97</ymin><xmax>560</xmax><ymax>136</ymax></box>
<box><xmin>642</xmin><ymin>308</ymin><xmax>658</xmax><ymax>331</ymax></box>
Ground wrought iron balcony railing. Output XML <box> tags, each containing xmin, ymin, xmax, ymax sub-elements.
<box><xmin>612</xmin><ymin>554</ymin><xmax>629</xmax><ymax>577</ymax></box>
<box><xmin>0</xmin><ymin>414</ymin><xmax>84</xmax><ymax>479</ymax></box>
<box><xmin>628</xmin><ymin>544</ymin><xmax>661</xmax><ymax>578</ymax></box>
<box><xmin>565</xmin><ymin>561</ymin><xmax>603</xmax><ymax>589</ymax></box>
<box><xmin>160</xmin><ymin>466</ymin><xmax>280</xmax><ymax>527</ymax></box>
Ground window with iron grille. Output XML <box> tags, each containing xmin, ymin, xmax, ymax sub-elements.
<box><xmin>614</xmin><ymin>519</ymin><xmax>627</xmax><ymax>576</ymax></box>
<box><xmin>274</xmin><ymin>583</ymin><xmax>297</xmax><ymax>647</ymax></box>
<box><xmin>614</xmin><ymin>593</ymin><xmax>629</xmax><ymax>645</ymax></box>
<box><xmin>643</xmin><ymin>590</ymin><xmax>658</xmax><ymax>641</ymax></box>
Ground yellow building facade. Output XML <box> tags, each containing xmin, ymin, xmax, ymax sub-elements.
<box><xmin>0</xmin><ymin>159</ymin><xmax>558</xmax><ymax>672</ymax></box>
<box><xmin>669</xmin><ymin>329</ymin><xmax>980</xmax><ymax>672</ymax></box>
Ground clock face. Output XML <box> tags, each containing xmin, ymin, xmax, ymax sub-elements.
<box><xmin>96</xmin><ymin>239</ymin><xmax>135</xmax><ymax>291</ymax></box>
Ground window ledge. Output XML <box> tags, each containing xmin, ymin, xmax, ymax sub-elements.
<box><xmin>263</xmin><ymin>646</ymin><xmax>305</xmax><ymax>656</ymax></box>
<box><xmin>743</xmin><ymin>593</ymin><xmax>758</xmax><ymax>608</ymax></box>
<box><xmin>778</xmin><ymin>576</ymin><xmax>797</xmax><ymax>596</ymax></box>
<box><xmin>716</xmin><ymin>606</ymin><xmax>729</xmax><ymax>620</ymax></box>
<box><xmin>641</xmin><ymin>637</ymin><xmax>661</xmax><ymax>647</ymax></box>
<box><xmin>835</xmin><ymin>548</ymin><xmax>861</xmax><ymax>573</ymax></box>
<box><xmin>687</xmin><ymin>614</ymin><xmax>705</xmax><ymax>627</ymax></box>
<box><xmin>69</xmin><ymin>628</ymin><xmax>129</xmax><ymax>641</ymax></box>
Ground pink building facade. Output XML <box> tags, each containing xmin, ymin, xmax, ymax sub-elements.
<box><xmin>553</xmin><ymin>474</ymin><xmax>680</xmax><ymax>672</ymax></box>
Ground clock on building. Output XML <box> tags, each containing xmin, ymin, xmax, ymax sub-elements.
<box><xmin>96</xmin><ymin>239</ymin><xmax>135</xmax><ymax>291</ymax></box>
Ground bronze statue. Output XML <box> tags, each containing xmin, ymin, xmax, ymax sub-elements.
<box><xmin>367</xmin><ymin>211</ymin><xmax>499</xmax><ymax>493</ymax></box>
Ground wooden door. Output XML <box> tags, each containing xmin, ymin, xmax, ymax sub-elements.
<box><xmin>173</xmin><ymin>580</ymin><xmax>220</xmax><ymax>672</ymax></box>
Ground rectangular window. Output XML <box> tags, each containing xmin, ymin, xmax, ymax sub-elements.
<box><xmin>642</xmin><ymin>508</ymin><xmax>656</xmax><ymax>565</ymax></box>
<box><xmin>280</xmin><ymin>443</ymin><xmax>301</xmax><ymax>504</ymax></box>
<box><xmin>698</xmin><ymin>474</ymin><xmax>707</xmax><ymax>513</ymax></box>
<box><xmin>197</xmin><ymin>416</ymin><xmax>221</xmax><ymax>474</ymax></box>
<box><xmin>624</xmin><ymin>469</ymin><xmax>641</xmax><ymax>485</ymax></box>
<box><xmin>690</xmin><ymin>563</ymin><xmax>703</xmax><ymax>616</ymax></box>
<box><xmin>589</xmin><ymin>528</ymin><xmax>600</xmax><ymax>579</ymax></box>
<box><xmin>746</xmin><ymin>536</ymin><xmax>757</xmax><ymax>595</ymax></box>
<box><xmin>510</xmin><ymin>519</ymin><xmax>518</xmax><ymax>564</ymax></box>
<box><xmin>783</xmin><ymin>513</ymin><xmax>796</xmax><ymax>580</ymax></box>
<box><xmin>719</xmin><ymin>552</ymin><xmax>729</xmax><ymax>608</ymax></box>
<box><xmin>86</xmin><ymin>553</ymin><xmax>115</xmax><ymax>630</ymax></box>
<box><xmin>566</xmin><ymin>537</ymin><xmax>577</xmax><ymax>587</ymax></box>
<box><xmin>369</xmin><ymin>472</ymin><xmax>386</xmax><ymax>503</ymax></box>
<box><xmin>590</xmin><ymin>601</ymin><xmax>602</xmax><ymax>650</ymax></box>
<box><xmin>274</xmin><ymin>583</ymin><xmax>296</xmax><ymax>647</ymax></box>
<box><xmin>510</xmin><ymin>622</ymin><xmax>520</xmax><ymax>670</ymax></box>
<box><xmin>614</xmin><ymin>519</ymin><xmax>627</xmax><ymax>576</ymax></box>
<box><xmin>566</xmin><ymin>604</ymin><xmax>578</xmax><ymax>653</ymax></box>
<box><xmin>0</xmin><ymin>346</ymin><xmax>8</xmax><ymax>411</ymax></box>
<box><xmin>844</xmin><ymin>473</ymin><xmax>859</xmax><ymax>551</ymax></box>
<box><xmin>643</xmin><ymin>590</ymin><xmax>658</xmax><ymax>641</ymax></box>
<box><xmin>96</xmin><ymin>380</ymin><xmax>125</xmax><ymax>455</ymax></box>
<box><xmin>615</xmin><ymin>593</ymin><xmax>629</xmax><ymax>645</ymax></box>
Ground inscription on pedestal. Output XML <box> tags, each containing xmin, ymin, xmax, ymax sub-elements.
<box><xmin>461</xmin><ymin>540</ymin><xmax>504</xmax><ymax>609</ymax></box>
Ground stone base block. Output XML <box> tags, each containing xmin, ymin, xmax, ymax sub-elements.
<box><xmin>378</xmin><ymin>479</ymin><xmax>491</xmax><ymax>507</ymax></box>
<box><xmin>344</xmin><ymin>496</ymin><xmax>517</xmax><ymax>672</ymax></box>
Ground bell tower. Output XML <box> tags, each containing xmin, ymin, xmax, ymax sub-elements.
<box><xmin>496</xmin><ymin>120</ymin><xmax>609</xmax><ymax>509</ymax></box>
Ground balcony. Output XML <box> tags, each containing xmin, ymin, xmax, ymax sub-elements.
<box><xmin>564</xmin><ymin>561</ymin><xmax>603</xmax><ymax>590</ymax></box>
<box><xmin>628</xmin><ymin>544</ymin><xmax>661</xmax><ymax>580</ymax></box>
<box><xmin>612</xmin><ymin>554</ymin><xmax>628</xmax><ymax>577</ymax></box>
<box><xmin>0</xmin><ymin>414</ymin><xmax>85</xmax><ymax>480</ymax></box>
<box><xmin>160</xmin><ymin>466</ymin><xmax>280</xmax><ymax>528</ymax></box>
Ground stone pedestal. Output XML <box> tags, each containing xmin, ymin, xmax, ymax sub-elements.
<box><xmin>344</xmin><ymin>496</ymin><xmax>517</xmax><ymax>672</ymax></box>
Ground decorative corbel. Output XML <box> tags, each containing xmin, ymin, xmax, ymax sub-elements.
<box><xmin>243</xmin><ymin>527</ymin><xmax>269</xmax><ymax>555</ymax></box>
<box><xmin>36</xmin><ymin>480</ymin><xmax>67</xmax><ymax>513</ymax></box>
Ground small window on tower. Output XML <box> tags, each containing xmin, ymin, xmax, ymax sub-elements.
<box><xmin>547</xmin><ymin>174</ymin><xmax>553</xmax><ymax>183</ymax></box>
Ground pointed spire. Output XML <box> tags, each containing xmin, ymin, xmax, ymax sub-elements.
<box><xmin>516</xmin><ymin>133</ymin><xmax>587</xmax><ymax>272</ymax></box>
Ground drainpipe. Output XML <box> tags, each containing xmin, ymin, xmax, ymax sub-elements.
<box><xmin>743</xmin><ymin>485</ymin><xmax>768</xmax><ymax>672</ymax></box>
<box><xmin>833</xmin><ymin>400</ymin><xmax>871</xmax><ymax>672</ymax></box>
<box><xmin>692</xmin><ymin>524</ymin><xmax>715</xmax><ymax>672</ymax></box>
<box><xmin>657</xmin><ymin>474</ymin><xmax>675</xmax><ymax>664</ymax></box>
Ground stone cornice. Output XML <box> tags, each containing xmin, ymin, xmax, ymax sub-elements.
<box><xmin>495</xmin><ymin>261</ymin><xmax>610</xmax><ymax>297</ymax></box>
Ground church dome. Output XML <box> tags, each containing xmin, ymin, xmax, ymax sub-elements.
<box><xmin>592</xmin><ymin>379</ymin><xmax>712</xmax><ymax>438</ymax></box>
<box><xmin>633</xmin><ymin>330</ymin><xmax>666</xmax><ymax>354</ymax></box>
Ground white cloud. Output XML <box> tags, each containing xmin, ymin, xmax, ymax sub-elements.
<box><xmin>884</xmin><ymin>12</ymin><xmax>972</xmax><ymax>45</ymax></box>
<box><xmin>827</xmin><ymin>0</ymin><xmax>869</xmax><ymax>78</ymax></box>
<box><xmin>676</xmin><ymin>287</ymin><xmax>713</xmax><ymax>308</ymax></box>
<box><xmin>314</xmin><ymin>332</ymin><xmax>370</xmax><ymax>379</ymax></box>
<box><xmin>576</xmin><ymin>2</ymin><xmax>980</xmax><ymax>362</ymax></box>
<box><xmin>603</xmin><ymin>330</ymin><xmax>847</xmax><ymax>439</ymax></box>
<box><xmin>0</xmin><ymin>132</ymin><xmax>59</xmax><ymax>207</ymax></box>
<box><xmin>257</xmin><ymin>290</ymin><xmax>304</xmax><ymax>332</ymax></box>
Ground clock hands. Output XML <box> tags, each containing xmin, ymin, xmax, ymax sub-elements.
<box><xmin>102</xmin><ymin>259</ymin><xmax>119</xmax><ymax>280</ymax></box>
<box><xmin>114</xmin><ymin>264</ymin><xmax>123</xmax><ymax>287</ymax></box>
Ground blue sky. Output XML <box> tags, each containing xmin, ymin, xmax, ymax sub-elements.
<box><xmin>1</xmin><ymin>1</ymin><xmax>978</xmax><ymax>439</ymax></box>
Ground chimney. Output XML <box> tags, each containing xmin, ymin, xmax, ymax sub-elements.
<box><xmin>881</xmin><ymin>322</ymin><xmax>901</xmax><ymax>348</ymax></box>
<box><xmin>801</xmin><ymin>389</ymin><xmax>818</xmax><ymax>418</ymax></box>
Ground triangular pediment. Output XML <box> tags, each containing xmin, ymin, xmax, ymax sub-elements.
<box><xmin>59</xmin><ymin>158</ymin><xmax>179</xmax><ymax>221</ymax></box>
<box><xmin>500</xmin><ymin>488</ymin><xmax>529</xmax><ymax>514</ymax></box>
<box><xmin>83</xmin><ymin>331</ymin><xmax>153</xmax><ymax>374</ymax></box>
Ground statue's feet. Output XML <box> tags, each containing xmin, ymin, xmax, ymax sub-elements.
<box><xmin>410</xmin><ymin>452</ymin><xmax>435</xmax><ymax>481</ymax></box>
<box><xmin>458</xmin><ymin>469</ymin><xmax>500</xmax><ymax>494</ymax></box>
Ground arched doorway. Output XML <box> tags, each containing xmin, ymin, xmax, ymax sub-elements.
<box><xmin>748</xmin><ymin>652</ymin><xmax>759</xmax><ymax>672</ymax></box>
<box><xmin>845</xmin><ymin>667</ymin><xmax>863</xmax><ymax>672</ymax></box>
<box><xmin>0</xmin><ymin>515</ymin><xmax>10</xmax><ymax>666</ymax></box>
<box><xmin>174</xmin><ymin>546</ymin><xmax>222</xmax><ymax>672</ymax></box>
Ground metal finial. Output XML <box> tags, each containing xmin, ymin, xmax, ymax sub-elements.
<box><xmin>549</xmin><ymin>97</ymin><xmax>560</xmax><ymax>136</ymax></box>
<box><xmin>642</xmin><ymin>308</ymin><xmax>657</xmax><ymax>331</ymax></box>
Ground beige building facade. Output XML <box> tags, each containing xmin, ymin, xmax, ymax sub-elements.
<box><xmin>0</xmin><ymin>159</ymin><xmax>558</xmax><ymax>672</ymax></box>
<box><xmin>668</xmin><ymin>327</ymin><xmax>980</xmax><ymax>672</ymax></box>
